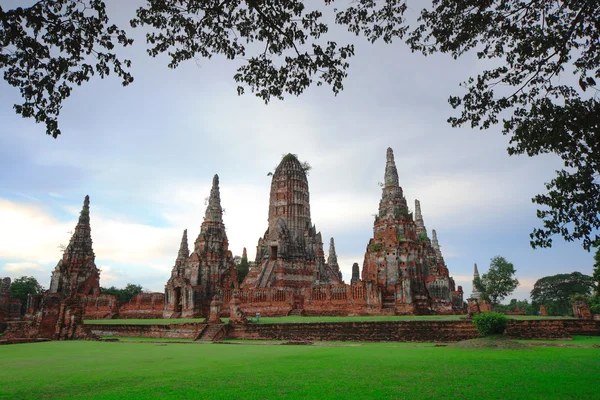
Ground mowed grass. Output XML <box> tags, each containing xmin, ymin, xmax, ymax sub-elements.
<box><xmin>85</xmin><ymin>314</ymin><xmax>573</xmax><ymax>325</ymax></box>
<box><xmin>0</xmin><ymin>340</ymin><xmax>598</xmax><ymax>399</ymax></box>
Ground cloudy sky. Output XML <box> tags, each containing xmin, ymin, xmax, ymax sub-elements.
<box><xmin>0</xmin><ymin>1</ymin><xmax>595</xmax><ymax>301</ymax></box>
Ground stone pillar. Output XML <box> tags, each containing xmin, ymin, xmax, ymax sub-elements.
<box><xmin>207</xmin><ymin>294</ymin><xmax>222</xmax><ymax>324</ymax></box>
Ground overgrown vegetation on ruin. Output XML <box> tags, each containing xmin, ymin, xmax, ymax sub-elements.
<box><xmin>1</xmin><ymin>340</ymin><xmax>598</xmax><ymax>399</ymax></box>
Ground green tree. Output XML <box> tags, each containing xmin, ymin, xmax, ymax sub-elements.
<box><xmin>530</xmin><ymin>272</ymin><xmax>595</xmax><ymax>316</ymax></box>
<box><xmin>101</xmin><ymin>283</ymin><xmax>143</xmax><ymax>304</ymax></box>
<box><xmin>8</xmin><ymin>276</ymin><xmax>45</xmax><ymax>314</ymax></box>
<box><xmin>236</xmin><ymin>253</ymin><xmax>250</xmax><ymax>286</ymax></box>
<box><xmin>593</xmin><ymin>246</ymin><xmax>600</xmax><ymax>297</ymax></box>
<box><xmin>2</xmin><ymin>1</ymin><xmax>598</xmax><ymax>250</ymax></box>
<box><xmin>474</xmin><ymin>256</ymin><xmax>519</xmax><ymax>308</ymax></box>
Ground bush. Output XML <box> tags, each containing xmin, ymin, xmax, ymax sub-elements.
<box><xmin>473</xmin><ymin>312</ymin><xmax>508</xmax><ymax>336</ymax></box>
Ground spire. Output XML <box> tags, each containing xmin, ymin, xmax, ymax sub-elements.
<box><xmin>384</xmin><ymin>147</ymin><xmax>399</xmax><ymax>187</ymax></box>
<box><xmin>64</xmin><ymin>195</ymin><xmax>95</xmax><ymax>259</ymax></box>
<box><xmin>327</xmin><ymin>237</ymin><xmax>338</xmax><ymax>266</ymax></box>
<box><xmin>242</xmin><ymin>247</ymin><xmax>248</xmax><ymax>263</ymax></box>
<box><xmin>377</xmin><ymin>147</ymin><xmax>407</xmax><ymax>219</ymax></box>
<box><xmin>471</xmin><ymin>263</ymin><xmax>482</xmax><ymax>299</ymax></box>
<box><xmin>78</xmin><ymin>195</ymin><xmax>90</xmax><ymax>226</ymax></box>
<box><xmin>414</xmin><ymin>199</ymin><xmax>427</xmax><ymax>237</ymax></box>
<box><xmin>176</xmin><ymin>229</ymin><xmax>189</xmax><ymax>263</ymax></box>
<box><xmin>431</xmin><ymin>229</ymin><xmax>443</xmax><ymax>261</ymax></box>
<box><xmin>351</xmin><ymin>262</ymin><xmax>360</xmax><ymax>284</ymax></box>
<box><xmin>204</xmin><ymin>174</ymin><xmax>223</xmax><ymax>223</ymax></box>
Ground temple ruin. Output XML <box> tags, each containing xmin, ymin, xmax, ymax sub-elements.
<box><xmin>163</xmin><ymin>174</ymin><xmax>238</xmax><ymax>318</ymax></box>
<box><xmin>248</xmin><ymin>154</ymin><xmax>343</xmax><ymax>290</ymax></box>
<box><xmin>20</xmin><ymin>196</ymin><xmax>111</xmax><ymax>339</ymax></box>
<box><xmin>361</xmin><ymin>148</ymin><xmax>463</xmax><ymax>314</ymax></box>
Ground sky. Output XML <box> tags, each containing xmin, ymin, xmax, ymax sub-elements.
<box><xmin>0</xmin><ymin>1</ymin><xmax>596</xmax><ymax>302</ymax></box>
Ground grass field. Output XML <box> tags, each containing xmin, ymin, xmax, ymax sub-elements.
<box><xmin>1</xmin><ymin>338</ymin><xmax>598</xmax><ymax>399</ymax></box>
<box><xmin>84</xmin><ymin>314</ymin><xmax>573</xmax><ymax>325</ymax></box>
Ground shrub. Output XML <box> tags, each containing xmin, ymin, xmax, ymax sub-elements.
<box><xmin>370</xmin><ymin>243</ymin><xmax>383</xmax><ymax>252</ymax></box>
<box><xmin>473</xmin><ymin>312</ymin><xmax>508</xmax><ymax>336</ymax></box>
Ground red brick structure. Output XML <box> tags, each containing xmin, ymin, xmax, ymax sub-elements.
<box><xmin>572</xmin><ymin>301</ymin><xmax>592</xmax><ymax>319</ymax></box>
<box><xmin>163</xmin><ymin>175</ymin><xmax>238</xmax><ymax>318</ymax></box>
<box><xmin>540</xmin><ymin>304</ymin><xmax>548</xmax><ymax>316</ymax></box>
<box><xmin>18</xmin><ymin>196</ymin><xmax>107</xmax><ymax>340</ymax></box>
<box><xmin>248</xmin><ymin>154</ymin><xmax>343</xmax><ymax>290</ymax></box>
<box><xmin>118</xmin><ymin>293</ymin><xmax>164</xmax><ymax>319</ymax></box>
<box><xmin>238</xmin><ymin>149</ymin><xmax>464</xmax><ymax>316</ymax></box>
<box><xmin>361</xmin><ymin>148</ymin><xmax>463</xmax><ymax>314</ymax></box>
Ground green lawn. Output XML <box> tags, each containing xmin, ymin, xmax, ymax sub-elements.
<box><xmin>0</xmin><ymin>340</ymin><xmax>598</xmax><ymax>399</ymax></box>
<box><xmin>85</xmin><ymin>314</ymin><xmax>573</xmax><ymax>325</ymax></box>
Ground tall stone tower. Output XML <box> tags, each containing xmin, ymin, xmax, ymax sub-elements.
<box><xmin>361</xmin><ymin>148</ymin><xmax>461</xmax><ymax>314</ymax></box>
<box><xmin>49</xmin><ymin>195</ymin><xmax>100</xmax><ymax>297</ymax></box>
<box><xmin>253</xmin><ymin>154</ymin><xmax>339</xmax><ymax>289</ymax></box>
<box><xmin>164</xmin><ymin>175</ymin><xmax>238</xmax><ymax>318</ymax></box>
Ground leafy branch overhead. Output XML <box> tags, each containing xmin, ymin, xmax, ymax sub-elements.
<box><xmin>1</xmin><ymin>0</ymin><xmax>598</xmax><ymax>250</ymax></box>
<box><xmin>0</xmin><ymin>0</ymin><xmax>134</xmax><ymax>138</ymax></box>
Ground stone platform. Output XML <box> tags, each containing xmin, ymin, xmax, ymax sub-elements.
<box><xmin>86</xmin><ymin>319</ymin><xmax>600</xmax><ymax>342</ymax></box>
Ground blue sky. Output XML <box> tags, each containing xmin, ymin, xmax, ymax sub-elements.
<box><xmin>0</xmin><ymin>0</ymin><xmax>595</xmax><ymax>301</ymax></box>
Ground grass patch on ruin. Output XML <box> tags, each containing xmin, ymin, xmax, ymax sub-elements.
<box><xmin>1</xmin><ymin>340</ymin><xmax>598</xmax><ymax>399</ymax></box>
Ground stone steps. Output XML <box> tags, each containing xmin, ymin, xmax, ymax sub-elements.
<box><xmin>256</xmin><ymin>260</ymin><xmax>276</xmax><ymax>288</ymax></box>
<box><xmin>288</xmin><ymin>309</ymin><xmax>305</xmax><ymax>316</ymax></box>
<box><xmin>195</xmin><ymin>324</ymin><xmax>225</xmax><ymax>341</ymax></box>
<box><xmin>382</xmin><ymin>295</ymin><xmax>396</xmax><ymax>309</ymax></box>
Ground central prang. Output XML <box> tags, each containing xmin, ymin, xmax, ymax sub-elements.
<box><xmin>247</xmin><ymin>153</ymin><xmax>343</xmax><ymax>289</ymax></box>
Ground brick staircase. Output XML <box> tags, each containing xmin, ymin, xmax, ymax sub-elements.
<box><xmin>287</xmin><ymin>309</ymin><xmax>305</xmax><ymax>316</ymax></box>
<box><xmin>195</xmin><ymin>324</ymin><xmax>225</xmax><ymax>341</ymax></box>
<box><xmin>382</xmin><ymin>295</ymin><xmax>396</xmax><ymax>309</ymax></box>
<box><xmin>256</xmin><ymin>260</ymin><xmax>276</xmax><ymax>288</ymax></box>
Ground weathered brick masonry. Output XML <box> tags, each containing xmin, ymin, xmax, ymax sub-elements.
<box><xmin>86</xmin><ymin>319</ymin><xmax>600</xmax><ymax>342</ymax></box>
<box><xmin>230</xmin><ymin>321</ymin><xmax>481</xmax><ymax>342</ymax></box>
<box><xmin>87</xmin><ymin>323</ymin><xmax>206</xmax><ymax>339</ymax></box>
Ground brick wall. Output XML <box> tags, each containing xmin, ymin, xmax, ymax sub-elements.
<box><xmin>230</xmin><ymin>321</ymin><xmax>481</xmax><ymax>342</ymax></box>
<box><xmin>87</xmin><ymin>323</ymin><xmax>205</xmax><ymax>339</ymax></box>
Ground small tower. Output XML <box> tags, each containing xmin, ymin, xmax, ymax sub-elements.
<box><xmin>471</xmin><ymin>263</ymin><xmax>482</xmax><ymax>300</ymax></box>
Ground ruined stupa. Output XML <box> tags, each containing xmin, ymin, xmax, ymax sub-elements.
<box><xmin>164</xmin><ymin>175</ymin><xmax>238</xmax><ymax>318</ymax></box>
<box><xmin>48</xmin><ymin>195</ymin><xmax>101</xmax><ymax>297</ymax></box>
<box><xmin>249</xmin><ymin>154</ymin><xmax>342</xmax><ymax>290</ymax></box>
<box><xmin>470</xmin><ymin>263</ymin><xmax>482</xmax><ymax>300</ymax></box>
<box><xmin>361</xmin><ymin>148</ymin><xmax>462</xmax><ymax>314</ymax></box>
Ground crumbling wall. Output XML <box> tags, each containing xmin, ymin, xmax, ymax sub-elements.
<box><xmin>87</xmin><ymin>323</ymin><xmax>205</xmax><ymax>339</ymax></box>
<box><xmin>119</xmin><ymin>293</ymin><xmax>165</xmax><ymax>319</ymax></box>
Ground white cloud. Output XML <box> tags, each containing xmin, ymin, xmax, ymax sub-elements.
<box><xmin>3</xmin><ymin>262</ymin><xmax>47</xmax><ymax>273</ymax></box>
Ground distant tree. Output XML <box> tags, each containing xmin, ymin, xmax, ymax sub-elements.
<box><xmin>101</xmin><ymin>283</ymin><xmax>143</xmax><ymax>304</ymax></box>
<box><xmin>474</xmin><ymin>256</ymin><xmax>519</xmax><ymax>308</ymax></box>
<box><xmin>530</xmin><ymin>272</ymin><xmax>595</xmax><ymax>316</ymax></box>
<box><xmin>8</xmin><ymin>276</ymin><xmax>45</xmax><ymax>314</ymax></box>
<box><xmin>593</xmin><ymin>246</ymin><xmax>600</xmax><ymax>297</ymax></box>
<box><xmin>236</xmin><ymin>253</ymin><xmax>250</xmax><ymax>286</ymax></box>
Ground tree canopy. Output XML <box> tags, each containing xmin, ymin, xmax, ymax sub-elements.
<box><xmin>530</xmin><ymin>272</ymin><xmax>596</xmax><ymax>316</ymax></box>
<box><xmin>474</xmin><ymin>256</ymin><xmax>519</xmax><ymax>307</ymax></box>
<box><xmin>593</xmin><ymin>246</ymin><xmax>600</xmax><ymax>296</ymax></box>
<box><xmin>2</xmin><ymin>0</ymin><xmax>598</xmax><ymax>249</ymax></box>
<box><xmin>8</xmin><ymin>276</ymin><xmax>45</xmax><ymax>314</ymax></box>
<box><xmin>235</xmin><ymin>251</ymin><xmax>250</xmax><ymax>286</ymax></box>
<box><xmin>101</xmin><ymin>283</ymin><xmax>144</xmax><ymax>304</ymax></box>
